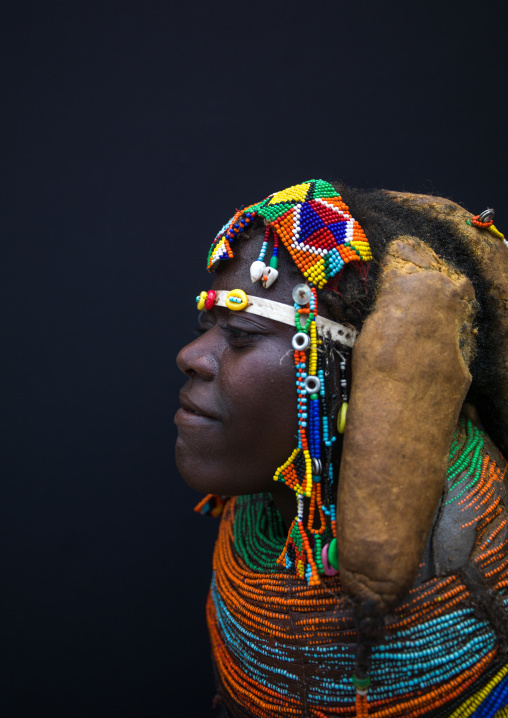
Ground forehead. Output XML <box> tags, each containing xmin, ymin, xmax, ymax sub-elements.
<box><xmin>211</xmin><ymin>229</ymin><xmax>303</xmax><ymax>306</ymax></box>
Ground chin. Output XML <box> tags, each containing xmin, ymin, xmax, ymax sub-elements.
<box><xmin>175</xmin><ymin>438</ymin><xmax>203</xmax><ymax>490</ymax></box>
<box><xmin>175</xmin><ymin>438</ymin><xmax>277</xmax><ymax>496</ymax></box>
<box><xmin>176</xmin><ymin>437</ymin><xmax>228</xmax><ymax>494</ymax></box>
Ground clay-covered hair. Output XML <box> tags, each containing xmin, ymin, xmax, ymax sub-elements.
<box><xmin>319</xmin><ymin>183</ymin><xmax>508</xmax><ymax>457</ymax></box>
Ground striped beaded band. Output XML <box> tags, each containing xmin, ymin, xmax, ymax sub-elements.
<box><xmin>211</xmin><ymin>290</ymin><xmax>357</xmax><ymax>347</ymax></box>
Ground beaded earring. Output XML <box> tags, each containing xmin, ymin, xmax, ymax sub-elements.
<box><xmin>204</xmin><ymin>180</ymin><xmax>372</xmax><ymax>584</ymax></box>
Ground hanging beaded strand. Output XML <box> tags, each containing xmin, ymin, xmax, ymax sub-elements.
<box><xmin>273</xmin><ymin>283</ymin><xmax>337</xmax><ymax>586</ymax></box>
<box><xmin>305</xmin><ymin>286</ymin><xmax>327</xmax><ymax>548</ymax></box>
<box><xmin>270</xmin><ymin>231</ymin><xmax>279</xmax><ymax>269</ymax></box>
<box><xmin>250</xmin><ymin>226</ymin><xmax>270</xmax><ymax>282</ymax></box>
<box><xmin>250</xmin><ymin>226</ymin><xmax>280</xmax><ymax>287</ymax></box>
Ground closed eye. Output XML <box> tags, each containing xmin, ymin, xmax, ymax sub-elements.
<box><xmin>192</xmin><ymin>310</ymin><xmax>263</xmax><ymax>345</ymax></box>
<box><xmin>226</xmin><ymin>326</ymin><xmax>252</xmax><ymax>338</ymax></box>
<box><xmin>222</xmin><ymin>324</ymin><xmax>259</xmax><ymax>347</ymax></box>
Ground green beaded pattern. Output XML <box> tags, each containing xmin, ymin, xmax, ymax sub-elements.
<box><xmin>294</xmin><ymin>311</ymin><xmax>313</xmax><ymax>333</ymax></box>
<box><xmin>446</xmin><ymin>418</ymin><xmax>486</xmax><ymax>505</ymax></box>
<box><xmin>233</xmin><ymin>494</ymin><xmax>287</xmax><ymax>573</ymax></box>
<box><xmin>233</xmin><ymin>494</ymin><xmax>335</xmax><ymax>575</ymax></box>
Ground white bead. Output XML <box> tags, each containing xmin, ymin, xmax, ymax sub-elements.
<box><xmin>250</xmin><ymin>260</ymin><xmax>266</xmax><ymax>283</ymax></box>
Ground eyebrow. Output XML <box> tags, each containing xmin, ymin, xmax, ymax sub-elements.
<box><xmin>214</xmin><ymin>306</ymin><xmax>279</xmax><ymax>332</ymax></box>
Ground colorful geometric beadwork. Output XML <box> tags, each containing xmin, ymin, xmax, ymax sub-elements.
<box><xmin>206</xmin><ymin>180</ymin><xmax>372</xmax><ymax>288</ymax></box>
<box><xmin>207</xmin><ymin>209</ymin><xmax>255</xmax><ymax>269</ymax></box>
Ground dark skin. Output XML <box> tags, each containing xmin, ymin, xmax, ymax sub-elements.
<box><xmin>175</xmin><ymin>231</ymin><xmax>338</xmax><ymax>529</ymax></box>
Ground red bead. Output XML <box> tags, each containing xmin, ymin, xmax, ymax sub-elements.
<box><xmin>205</xmin><ymin>290</ymin><xmax>216</xmax><ymax>311</ymax></box>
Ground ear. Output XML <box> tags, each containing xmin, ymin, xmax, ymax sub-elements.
<box><xmin>337</xmin><ymin>236</ymin><xmax>476</xmax><ymax>609</ymax></box>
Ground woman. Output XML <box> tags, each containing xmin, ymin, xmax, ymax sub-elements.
<box><xmin>175</xmin><ymin>180</ymin><xmax>508</xmax><ymax>717</ymax></box>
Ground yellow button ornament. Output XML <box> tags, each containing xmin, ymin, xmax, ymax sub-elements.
<box><xmin>196</xmin><ymin>291</ymin><xmax>208</xmax><ymax>311</ymax></box>
<box><xmin>225</xmin><ymin>289</ymin><xmax>249</xmax><ymax>311</ymax></box>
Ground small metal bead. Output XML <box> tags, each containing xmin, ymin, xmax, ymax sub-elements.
<box><xmin>292</xmin><ymin>332</ymin><xmax>310</xmax><ymax>351</ymax></box>
<box><xmin>305</xmin><ymin>375</ymin><xmax>321</xmax><ymax>394</ymax></box>
<box><xmin>312</xmin><ymin>458</ymin><xmax>322</xmax><ymax>475</ymax></box>
<box><xmin>478</xmin><ymin>208</ymin><xmax>495</xmax><ymax>223</ymax></box>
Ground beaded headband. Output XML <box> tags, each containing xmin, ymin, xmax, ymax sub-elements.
<box><xmin>199</xmin><ymin>180</ymin><xmax>372</xmax><ymax>586</ymax></box>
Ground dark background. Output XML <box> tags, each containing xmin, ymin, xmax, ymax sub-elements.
<box><xmin>2</xmin><ymin>1</ymin><xmax>506</xmax><ymax>716</ymax></box>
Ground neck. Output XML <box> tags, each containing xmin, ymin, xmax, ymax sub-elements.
<box><xmin>269</xmin><ymin>481</ymin><xmax>301</xmax><ymax>531</ymax></box>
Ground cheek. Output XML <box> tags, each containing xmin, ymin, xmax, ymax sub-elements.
<box><xmin>217</xmin><ymin>345</ymin><xmax>298</xmax><ymax>489</ymax></box>
<box><xmin>224</xmin><ymin>343</ymin><xmax>297</xmax><ymax>430</ymax></box>
<box><xmin>176</xmin><ymin>343</ymin><xmax>299</xmax><ymax>496</ymax></box>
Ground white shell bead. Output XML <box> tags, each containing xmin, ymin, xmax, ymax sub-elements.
<box><xmin>250</xmin><ymin>260</ymin><xmax>266</xmax><ymax>283</ymax></box>
<box><xmin>262</xmin><ymin>266</ymin><xmax>279</xmax><ymax>288</ymax></box>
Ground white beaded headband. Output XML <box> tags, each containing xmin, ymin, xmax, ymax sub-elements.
<box><xmin>197</xmin><ymin>288</ymin><xmax>357</xmax><ymax>348</ymax></box>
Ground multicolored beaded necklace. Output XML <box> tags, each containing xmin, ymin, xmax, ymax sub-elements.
<box><xmin>207</xmin><ymin>418</ymin><xmax>508</xmax><ymax>717</ymax></box>
<box><xmin>198</xmin><ymin>180</ymin><xmax>373</xmax><ymax>586</ymax></box>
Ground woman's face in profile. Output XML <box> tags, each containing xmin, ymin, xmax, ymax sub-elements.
<box><xmin>175</xmin><ymin>235</ymin><xmax>301</xmax><ymax>497</ymax></box>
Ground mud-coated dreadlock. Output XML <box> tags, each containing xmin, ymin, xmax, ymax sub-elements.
<box><xmin>317</xmin><ymin>183</ymin><xmax>508</xmax><ymax>455</ymax></box>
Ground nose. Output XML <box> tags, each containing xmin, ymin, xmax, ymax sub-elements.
<box><xmin>176</xmin><ymin>332</ymin><xmax>219</xmax><ymax>381</ymax></box>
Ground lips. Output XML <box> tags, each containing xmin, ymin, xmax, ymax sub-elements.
<box><xmin>177</xmin><ymin>391</ymin><xmax>220</xmax><ymax>421</ymax></box>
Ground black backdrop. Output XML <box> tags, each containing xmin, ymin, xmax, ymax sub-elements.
<box><xmin>2</xmin><ymin>2</ymin><xmax>507</xmax><ymax>716</ymax></box>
